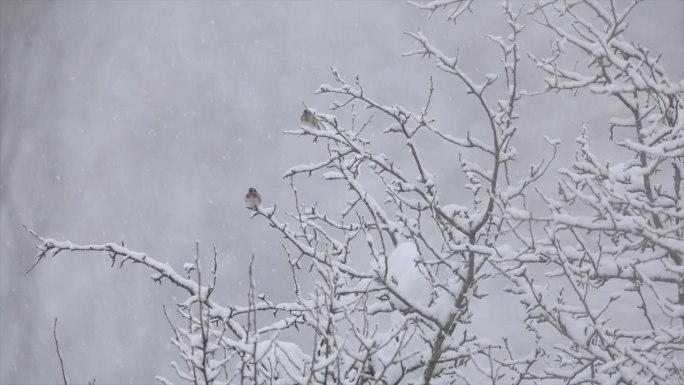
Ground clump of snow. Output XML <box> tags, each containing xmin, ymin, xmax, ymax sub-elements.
<box><xmin>508</xmin><ymin>207</ymin><xmax>531</xmax><ymax>219</ymax></box>
<box><xmin>386</xmin><ymin>243</ymin><xmax>431</xmax><ymax>307</ymax></box>
<box><xmin>183</xmin><ymin>263</ymin><xmax>195</xmax><ymax>273</ymax></box>
<box><xmin>322</xmin><ymin>171</ymin><xmax>344</xmax><ymax>180</ymax></box>
<box><xmin>543</xmin><ymin>135</ymin><xmax>561</xmax><ymax>146</ymax></box>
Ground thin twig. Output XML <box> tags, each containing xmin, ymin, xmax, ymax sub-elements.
<box><xmin>53</xmin><ymin>317</ymin><xmax>68</xmax><ymax>385</ymax></box>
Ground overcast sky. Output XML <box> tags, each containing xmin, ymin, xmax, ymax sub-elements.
<box><xmin>1</xmin><ymin>1</ymin><xmax>682</xmax><ymax>383</ymax></box>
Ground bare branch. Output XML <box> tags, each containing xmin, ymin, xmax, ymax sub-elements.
<box><xmin>53</xmin><ymin>318</ymin><xmax>68</xmax><ymax>385</ymax></box>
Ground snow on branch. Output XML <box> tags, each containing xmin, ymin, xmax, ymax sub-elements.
<box><xmin>408</xmin><ymin>0</ymin><xmax>474</xmax><ymax>22</ymax></box>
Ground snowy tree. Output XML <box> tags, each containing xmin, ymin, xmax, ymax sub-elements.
<box><xmin>26</xmin><ymin>0</ymin><xmax>682</xmax><ymax>384</ymax></box>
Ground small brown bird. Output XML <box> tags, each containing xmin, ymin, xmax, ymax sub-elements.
<box><xmin>300</xmin><ymin>109</ymin><xmax>320</xmax><ymax>129</ymax></box>
<box><xmin>245</xmin><ymin>187</ymin><xmax>262</xmax><ymax>209</ymax></box>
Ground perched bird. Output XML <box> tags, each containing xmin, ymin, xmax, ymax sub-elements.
<box><xmin>244</xmin><ymin>187</ymin><xmax>262</xmax><ymax>209</ymax></box>
<box><xmin>300</xmin><ymin>109</ymin><xmax>320</xmax><ymax>129</ymax></box>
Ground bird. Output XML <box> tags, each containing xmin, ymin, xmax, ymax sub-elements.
<box><xmin>300</xmin><ymin>109</ymin><xmax>320</xmax><ymax>129</ymax></box>
<box><xmin>244</xmin><ymin>187</ymin><xmax>261</xmax><ymax>209</ymax></box>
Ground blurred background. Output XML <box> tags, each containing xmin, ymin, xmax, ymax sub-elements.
<box><xmin>1</xmin><ymin>1</ymin><xmax>681</xmax><ymax>383</ymax></box>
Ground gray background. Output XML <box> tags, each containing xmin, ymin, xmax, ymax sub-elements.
<box><xmin>1</xmin><ymin>1</ymin><xmax>682</xmax><ymax>384</ymax></box>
